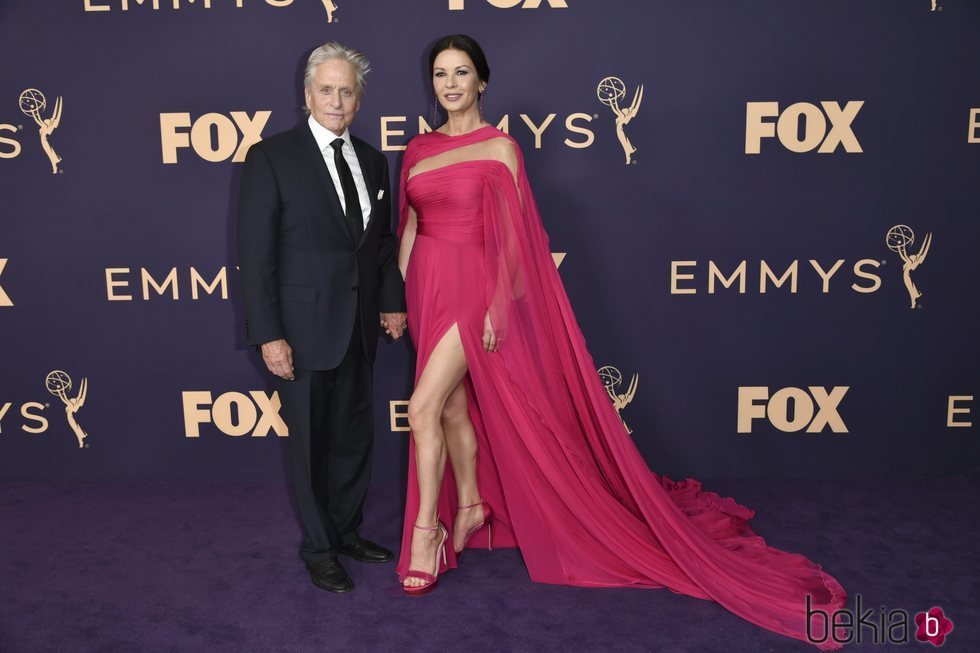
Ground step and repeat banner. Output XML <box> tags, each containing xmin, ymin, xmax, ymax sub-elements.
<box><xmin>1</xmin><ymin>1</ymin><xmax>977</xmax><ymax>481</ymax></box>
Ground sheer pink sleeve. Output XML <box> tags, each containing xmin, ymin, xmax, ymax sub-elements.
<box><xmin>479</xmin><ymin>143</ymin><xmax>636</xmax><ymax>497</ymax></box>
<box><xmin>477</xmin><ymin>138</ymin><xmax>845</xmax><ymax>650</ymax></box>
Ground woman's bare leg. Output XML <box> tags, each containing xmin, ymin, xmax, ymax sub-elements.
<box><xmin>440</xmin><ymin>382</ymin><xmax>486</xmax><ymax>552</ymax></box>
<box><xmin>404</xmin><ymin>325</ymin><xmax>469</xmax><ymax>587</ymax></box>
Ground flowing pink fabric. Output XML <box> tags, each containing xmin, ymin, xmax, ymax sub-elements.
<box><xmin>396</xmin><ymin>126</ymin><xmax>845</xmax><ymax>650</ymax></box>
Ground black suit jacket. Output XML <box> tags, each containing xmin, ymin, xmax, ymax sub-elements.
<box><xmin>237</xmin><ymin>123</ymin><xmax>406</xmax><ymax>370</ymax></box>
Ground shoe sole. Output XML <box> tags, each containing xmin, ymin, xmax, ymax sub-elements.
<box><xmin>311</xmin><ymin>579</ymin><xmax>354</xmax><ymax>593</ymax></box>
<box><xmin>402</xmin><ymin>579</ymin><xmax>438</xmax><ymax>596</ymax></box>
<box><xmin>339</xmin><ymin>554</ymin><xmax>394</xmax><ymax>564</ymax></box>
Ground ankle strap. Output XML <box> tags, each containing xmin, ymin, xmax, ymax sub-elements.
<box><xmin>414</xmin><ymin>522</ymin><xmax>440</xmax><ymax>531</ymax></box>
<box><xmin>457</xmin><ymin>499</ymin><xmax>484</xmax><ymax>510</ymax></box>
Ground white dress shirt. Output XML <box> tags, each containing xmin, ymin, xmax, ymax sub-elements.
<box><xmin>308</xmin><ymin>115</ymin><xmax>371</xmax><ymax>230</ymax></box>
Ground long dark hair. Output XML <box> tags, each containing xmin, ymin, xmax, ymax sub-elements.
<box><xmin>428</xmin><ymin>34</ymin><xmax>491</xmax><ymax>94</ymax></box>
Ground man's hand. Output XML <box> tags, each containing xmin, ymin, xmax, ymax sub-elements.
<box><xmin>261</xmin><ymin>339</ymin><xmax>295</xmax><ymax>380</ymax></box>
<box><xmin>380</xmin><ymin>312</ymin><xmax>408</xmax><ymax>340</ymax></box>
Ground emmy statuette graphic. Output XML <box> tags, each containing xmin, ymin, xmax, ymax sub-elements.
<box><xmin>886</xmin><ymin>225</ymin><xmax>932</xmax><ymax>309</ymax></box>
<box><xmin>46</xmin><ymin>370</ymin><xmax>88</xmax><ymax>448</ymax></box>
<box><xmin>598</xmin><ymin>366</ymin><xmax>638</xmax><ymax>435</ymax></box>
<box><xmin>322</xmin><ymin>0</ymin><xmax>337</xmax><ymax>22</ymax></box>
<box><xmin>597</xmin><ymin>76</ymin><xmax>643</xmax><ymax>164</ymax></box>
<box><xmin>19</xmin><ymin>88</ymin><xmax>62</xmax><ymax>174</ymax></box>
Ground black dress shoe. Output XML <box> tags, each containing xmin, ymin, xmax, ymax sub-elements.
<box><xmin>306</xmin><ymin>559</ymin><xmax>353</xmax><ymax>593</ymax></box>
<box><xmin>339</xmin><ymin>536</ymin><xmax>395</xmax><ymax>563</ymax></box>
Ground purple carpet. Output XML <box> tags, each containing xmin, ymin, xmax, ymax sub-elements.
<box><xmin>2</xmin><ymin>477</ymin><xmax>977</xmax><ymax>652</ymax></box>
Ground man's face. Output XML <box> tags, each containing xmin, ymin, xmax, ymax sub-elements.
<box><xmin>305</xmin><ymin>58</ymin><xmax>361</xmax><ymax>136</ymax></box>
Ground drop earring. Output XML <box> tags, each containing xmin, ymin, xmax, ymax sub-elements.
<box><xmin>431</xmin><ymin>97</ymin><xmax>441</xmax><ymax>129</ymax></box>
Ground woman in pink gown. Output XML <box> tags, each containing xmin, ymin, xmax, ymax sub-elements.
<box><xmin>395</xmin><ymin>35</ymin><xmax>845</xmax><ymax>649</ymax></box>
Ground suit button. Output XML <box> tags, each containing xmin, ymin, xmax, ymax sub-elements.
<box><xmin>351</xmin><ymin>285</ymin><xmax>358</xmax><ymax>292</ymax></box>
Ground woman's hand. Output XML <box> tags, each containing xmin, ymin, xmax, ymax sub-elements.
<box><xmin>483</xmin><ymin>312</ymin><xmax>498</xmax><ymax>353</ymax></box>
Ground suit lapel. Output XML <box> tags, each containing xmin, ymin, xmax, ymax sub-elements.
<box><xmin>295</xmin><ymin>125</ymin><xmax>354</xmax><ymax>246</ymax></box>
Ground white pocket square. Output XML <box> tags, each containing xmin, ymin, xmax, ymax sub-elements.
<box><xmin>377</xmin><ymin>189</ymin><xmax>385</xmax><ymax>200</ymax></box>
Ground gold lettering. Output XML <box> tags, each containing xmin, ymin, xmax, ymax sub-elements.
<box><xmin>230</xmin><ymin>110</ymin><xmax>269</xmax><ymax>162</ymax></box>
<box><xmin>182</xmin><ymin>391</ymin><xmax>212</xmax><ymax>437</ymax></box>
<box><xmin>670</xmin><ymin>261</ymin><xmax>697</xmax><ymax>295</ymax></box>
<box><xmin>380</xmin><ymin>116</ymin><xmax>406</xmax><ymax>152</ymax></box>
<box><xmin>0</xmin><ymin>259</ymin><xmax>11</xmax><ymax>307</ymax></box>
<box><xmin>745</xmin><ymin>102</ymin><xmax>779</xmax><ymax>154</ymax></box>
<box><xmin>737</xmin><ymin>387</ymin><xmax>768</xmax><ymax>434</ymax></box>
<box><xmin>190</xmin><ymin>267</ymin><xmax>228</xmax><ymax>300</ymax></box>
<box><xmin>105</xmin><ymin>268</ymin><xmax>133</xmax><ymax>301</ymax></box>
<box><xmin>564</xmin><ymin>113</ymin><xmax>594</xmax><ymax>148</ymax></box>
<box><xmin>776</xmin><ymin>102</ymin><xmax>826</xmax><ymax>153</ymax></box>
<box><xmin>141</xmin><ymin>267</ymin><xmax>179</xmax><ymax>300</ymax></box>
<box><xmin>969</xmin><ymin>109</ymin><xmax>980</xmax><ymax>144</ymax></box>
<box><xmin>0</xmin><ymin>125</ymin><xmax>22</xmax><ymax>159</ymax></box>
<box><xmin>160</xmin><ymin>113</ymin><xmax>191</xmax><ymax>164</ymax></box>
<box><xmin>519</xmin><ymin>113</ymin><xmax>556</xmax><ymax>149</ymax></box>
<box><xmin>851</xmin><ymin>259</ymin><xmax>881</xmax><ymax>293</ymax></box>
<box><xmin>122</xmin><ymin>0</ymin><xmax>162</xmax><ymax>10</ymax></box>
<box><xmin>806</xmin><ymin>386</ymin><xmax>848</xmax><ymax>433</ymax></box>
<box><xmin>767</xmin><ymin>387</ymin><xmax>814</xmax><ymax>432</ymax></box>
<box><xmin>249</xmin><ymin>391</ymin><xmax>288</xmax><ymax>436</ymax></box>
<box><xmin>390</xmin><ymin>400</ymin><xmax>410</xmax><ymax>432</ymax></box>
<box><xmin>21</xmin><ymin>402</ymin><xmax>48</xmax><ymax>434</ymax></box>
<box><xmin>84</xmin><ymin>0</ymin><xmax>112</xmax><ymax>10</ymax></box>
<box><xmin>947</xmin><ymin>395</ymin><xmax>973</xmax><ymax>428</ymax></box>
<box><xmin>211</xmin><ymin>392</ymin><xmax>257</xmax><ymax>436</ymax></box>
<box><xmin>707</xmin><ymin>260</ymin><xmax>746</xmax><ymax>294</ymax></box>
<box><xmin>453</xmin><ymin>0</ymin><xmax>569</xmax><ymax>7</ymax></box>
<box><xmin>190</xmin><ymin>113</ymin><xmax>237</xmax><ymax>162</ymax></box>
<box><xmin>808</xmin><ymin>259</ymin><xmax>845</xmax><ymax>293</ymax></box>
<box><xmin>0</xmin><ymin>403</ymin><xmax>10</xmax><ymax>433</ymax></box>
<box><xmin>760</xmin><ymin>260</ymin><xmax>798</xmax><ymax>293</ymax></box>
<box><xmin>819</xmin><ymin>101</ymin><xmax>863</xmax><ymax>153</ymax></box>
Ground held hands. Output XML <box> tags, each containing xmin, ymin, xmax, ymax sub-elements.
<box><xmin>483</xmin><ymin>312</ymin><xmax>498</xmax><ymax>353</ymax></box>
<box><xmin>381</xmin><ymin>312</ymin><xmax>408</xmax><ymax>340</ymax></box>
<box><xmin>261</xmin><ymin>339</ymin><xmax>295</xmax><ymax>381</ymax></box>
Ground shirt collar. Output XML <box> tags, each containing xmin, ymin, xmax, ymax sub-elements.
<box><xmin>308</xmin><ymin>115</ymin><xmax>353</xmax><ymax>154</ymax></box>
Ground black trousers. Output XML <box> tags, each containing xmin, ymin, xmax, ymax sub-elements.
<box><xmin>276</xmin><ymin>315</ymin><xmax>374</xmax><ymax>565</ymax></box>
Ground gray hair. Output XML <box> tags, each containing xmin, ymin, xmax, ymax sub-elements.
<box><xmin>304</xmin><ymin>42</ymin><xmax>371</xmax><ymax>98</ymax></box>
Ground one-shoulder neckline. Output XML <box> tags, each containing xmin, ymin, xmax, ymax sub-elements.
<box><xmin>406</xmin><ymin>158</ymin><xmax>512</xmax><ymax>183</ymax></box>
<box><xmin>431</xmin><ymin>124</ymin><xmax>497</xmax><ymax>138</ymax></box>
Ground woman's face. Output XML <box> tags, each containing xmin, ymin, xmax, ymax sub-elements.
<box><xmin>432</xmin><ymin>48</ymin><xmax>486</xmax><ymax>115</ymax></box>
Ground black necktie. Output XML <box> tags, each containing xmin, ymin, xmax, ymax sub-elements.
<box><xmin>330</xmin><ymin>138</ymin><xmax>363</xmax><ymax>242</ymax></box>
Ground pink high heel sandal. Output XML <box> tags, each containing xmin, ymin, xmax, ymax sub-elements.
<box><xmin>402</xmin><ymin>521</ymin><xmax>448</xmax><ymax>596</ymax></box>
<box><xmin>455</xmin><ymin>499</ymin><xmax>494</xmax><ymax>556</ymax></box>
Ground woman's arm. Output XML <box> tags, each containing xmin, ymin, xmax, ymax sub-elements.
<box><xmin>398</xmin><ymin>205</ymin><xmax>418</xmax><ymax>280</ymax></box>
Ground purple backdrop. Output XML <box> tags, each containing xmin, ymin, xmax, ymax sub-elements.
<box><xmin>1</xmin><ymin>0</ymin><xmax>978</xmax><ymax>481</ymax></box>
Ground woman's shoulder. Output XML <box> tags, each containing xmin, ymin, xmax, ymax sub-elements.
<box><xmin>480</xmin><ymin>125</ymin><xmax>519</xmax><ymax>149</ymax></box>
<box><xmin>402</xmin><ymin>132</ymin><xmax>434</xmax><ymax>166</ymax></box>
<box><xmin>479</xmin><ymin>128</ymin><xmax>521</xmax><ymax>174</ymax></box>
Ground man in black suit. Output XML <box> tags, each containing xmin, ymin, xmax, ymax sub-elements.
<box><xmin>237</xmin><ymin>42</ymin><xmax>407</xmax><ymax>593</ymax></box>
